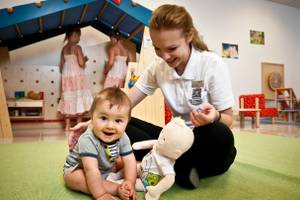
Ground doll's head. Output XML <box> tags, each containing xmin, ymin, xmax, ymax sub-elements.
<box><xmin>155</xmin><ymin>117</ymin><xmax>194</xmax><ymax>160</ymax></box>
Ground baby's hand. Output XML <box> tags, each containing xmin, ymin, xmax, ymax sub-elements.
<box><xmin>118</xmin><ymin>181</ymin><xmax>137</xmax><ymax>200</ymax></box>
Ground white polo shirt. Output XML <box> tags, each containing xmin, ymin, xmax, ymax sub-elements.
<box><xmin>135</xmin><ymin>47</ymin><xmax>234</xmax><ymax>127</ymax></box>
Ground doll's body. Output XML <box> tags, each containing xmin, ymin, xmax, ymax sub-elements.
<box><xmin>133</xmin><ymin>117</ymin><xmax>194</xmax><ymax>200</ymax></box>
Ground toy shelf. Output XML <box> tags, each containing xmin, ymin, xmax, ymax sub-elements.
<box><xmin>6</xmin><ymin>98</ymin><xmax>44</xmax><ymax>121</ymax></box>
<box><xmin>275</xmin><ymin>88</ymin><xmax>299</xmax><ymax>122</ymax></box>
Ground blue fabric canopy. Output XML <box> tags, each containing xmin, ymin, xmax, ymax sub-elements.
<box><xmin>0</xmin><ymin>0</ymin><xmax>152</xmax><ymax>52</ymax></box>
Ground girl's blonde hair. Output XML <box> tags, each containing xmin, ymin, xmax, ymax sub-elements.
<box><xmin>150</xmin><ymin>4</ymin><xmax>208</xmax><ymax>51</ymax></box>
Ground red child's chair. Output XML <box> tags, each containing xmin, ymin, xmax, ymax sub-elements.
<box><xmin>239</xmin><ymin>94</ymin><xmax>278</xmax><ymax>128</ymax></box>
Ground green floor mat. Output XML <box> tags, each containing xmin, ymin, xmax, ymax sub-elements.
<box><xmin>0</xmin><ymin>131</ymin><xmax>299</xmax><ymax>200</ymax></box>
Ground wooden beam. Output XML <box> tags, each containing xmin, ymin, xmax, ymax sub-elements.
<box><xmin>14</xmin><ymin>24</ymin><xmax>23</xmax><ymax>38</ymax></box>
<box><xmin>79</xmin><ymin>5</ymin><xmax>89</xmax><ymax>24</ymax></box>
<box><xmin>59</xmin><ymin>10</ymin><xmax>66</xmax><ymax>28</ymax></box>
<box><xmin>128</xmin><ymin>24</ymin><xmax>144</xmax><ymax>40</ymax></box>
<box><xmin>38</xmin><ymin>17</ymin><xmax>43</xmax><ymax>33</ymax></box>
<box><xmin>113</xmin><ymin>13</ymin><xmax>127</xmax><ymax>29</ymax></box>
<box><xmin>97</xmin><ymin>1</ymin><xmax>108</xmax><ymax>20</ymax></box>
<box><xmin>0</xmin><ymin>67</ymin><xmax>13</xmax><ymax>139</ymax></box>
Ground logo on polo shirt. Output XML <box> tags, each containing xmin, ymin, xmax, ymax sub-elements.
<box><xmin>189</xmin><ymin>80</ymin><xmax>207</xmax><ymax>105</ymax></box>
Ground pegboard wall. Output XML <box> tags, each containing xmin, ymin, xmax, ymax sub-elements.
<box><xmin>1</xmin><ymin>43</ymin><xmax>108</xmax><ymax>120</ymax></box>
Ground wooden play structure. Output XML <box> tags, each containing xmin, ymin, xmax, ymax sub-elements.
<box><xmin>275</xmin><ymin>88</ymin><xmax>300</xmax><ymax>122</ymax></box>
<box><xmin>0</xmin><ymin>47</ymin><xmax>13</xmax><ymax>139</ymax></box>
<box><xmin>124</xmin><ymin>27</ymin><xmax>165</xmax><ymax>127</ymax></box>
<box><xmin>239</xmin><ymin>94</ymin><xmax>278</xmax><ymax>128</ymax></box>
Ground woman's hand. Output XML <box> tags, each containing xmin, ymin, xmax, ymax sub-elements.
<box><xmin>68</xmin><ymin>120</ymin><xmax>90</xmax><ymax>151</ymax></box>
<box><xmin>189</xmin><ymin>103</ymin><xmax>218</xmax><ymax>127</ymax></box>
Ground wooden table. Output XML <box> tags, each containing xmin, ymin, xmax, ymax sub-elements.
<box><xmin>239</xmin><ymin>108</ymin><xmax>261</xmax><ymax>128</ymax></box>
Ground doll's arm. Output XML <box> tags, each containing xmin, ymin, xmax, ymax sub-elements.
<box><xmin>132</xmin><ymin>140</ymin><xmax>157</xmax><ymax>150</ymax></box>
<box><xmin>146</xmin><ymin>174</ymin><xmax>175</xmax><ymax>200</ymax></box>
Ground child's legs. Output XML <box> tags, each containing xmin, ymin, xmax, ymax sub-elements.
<box><xmin>64</xmin><ymin>115</ymin><xmax>71</xmax><ymax>131</ymax></box>
<box><xmin>64</xmin><ymin>169</ymin><xmax>120</xmax><ymax>196</ymax></box>
<box><xmin>64</xmin><ymin>169</ymin><xmax>90</xmax><ymax>193</ymax></box>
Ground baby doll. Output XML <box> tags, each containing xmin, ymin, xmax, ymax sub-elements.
<box><xmin>132</xmin><ymin>117</ymin><xmax>194</xmax><ymax>200</ymax></box>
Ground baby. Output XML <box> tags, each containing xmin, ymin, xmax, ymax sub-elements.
<box><xmin>63</xmin><ymin>87</ymin><xmax>137</xmax><ymax>200</ymax></box>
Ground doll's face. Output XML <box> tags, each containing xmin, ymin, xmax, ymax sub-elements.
<box><xmin>155</xmin><ymin>118</ymin><xmax>194</xmax><ymax>160</ymax></box>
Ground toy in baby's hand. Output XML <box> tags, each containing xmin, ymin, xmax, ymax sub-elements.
<box><xmin>132</xmin><ymin>117</ymin><xmax>194</xmax><ymax>200</ymax></box>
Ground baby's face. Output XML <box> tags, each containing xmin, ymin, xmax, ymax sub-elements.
<box><xmin>91</xmin><ymin>100</ymin><xmax>129</xmax><ymax>143</ymax></box>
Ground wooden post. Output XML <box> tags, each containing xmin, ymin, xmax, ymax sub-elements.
<box><xmin>0</xmin><ymin>47</ymin><xmax>13</xmax><ymax>138</ymax></box>
<box><xmin>239</xmin><ymin>97</ymin><xmax>245</xmax><ymax>128</ymax></box>
<box><xmin>0</xmin><ymin>71</ymin><xmax>13</xmax><ymax>138</ymax></box>
<box><xmin>255</xmin><ymin>97</ymin><xmax>260</xmax><ymax>128</ymax></box>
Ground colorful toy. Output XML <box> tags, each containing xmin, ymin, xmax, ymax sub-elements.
<box><xmin>112</xmin><ymin>0</ymin><xmax>121</xmax><ymax>5</ymax></box>
<box><xmin>14</xmin><ymin>91</ymin><xmax>25</xmax><ymax>99</ymax></box>
<box><xmin>133</xmin><ymin>117</ymin><xmax>194</xmax><ymax>200</ymax></box>
<box><xmin>128</xmin><ymin>71</ymin><xmax>139</xmax><ymax>88</ymax></box>
<box><xmin>27</xmin><ymin>91</ymin><xmax>43</xmax><ymax>100</ymax></box>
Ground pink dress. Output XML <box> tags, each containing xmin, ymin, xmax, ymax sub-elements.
<box><xmin>57</xmin><ymin>54</ymin><xmax>93</xmax><ymax>115</ymax></box>
<box><xmin>104</xmin><ymin>55</ymin><xmax>128</xmax><ymax>88</ymax></box>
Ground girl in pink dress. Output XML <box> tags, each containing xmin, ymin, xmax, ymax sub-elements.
<box><xmin>58</xmin><ymin>27</ymin><xmax>93</xmax><ymax>131</ymax></box>
<box><xmin>103</xmin><ymin>30</ymin><xmax>129</xmax><ymax>88</ymax></box>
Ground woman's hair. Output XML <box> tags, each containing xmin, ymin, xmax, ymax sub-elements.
<box><xmin>90</xmin><ymin>87</ymin><xmax>132</xmax><ymax>118</ymax></box>
<box><xmin>64</xmin><ymin>26</ymin><xmax>81</xmax><ymax>42</ymax></box>
<box><xmin>150</xmin><ymin>4</ymin><xmax>208</xmax><ymax>51</ymax></box>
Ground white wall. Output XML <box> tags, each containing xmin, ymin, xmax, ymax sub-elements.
<box><xmin>136</xmin><ymin>0</ymin><xmax>300</xmax><ymax>107</ymax></box>
<box><xmin>5</xmin><ymin>0</ymin><xmax>300</xmax><ymax>110</ymax></box>
<box><xmin>10</xmin><ymin>26</ymin><xmax>109</xmax><ymax>66</ymax></box>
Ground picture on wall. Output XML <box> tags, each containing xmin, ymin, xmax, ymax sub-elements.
<box><xmin>222</xmin><ymin>43</ymin><xmax>238</xmax><ymax>59</ymax></box>
<box><xmin>250</xmin><ymin>30</ymin><xmax>265</xmax><ymax>45</ymax></box>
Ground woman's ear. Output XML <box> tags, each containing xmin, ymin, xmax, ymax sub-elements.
<box><xmin>186</xmin><ymin>28</ymin><xmax>194</xmax><ymax>43</ymax></box>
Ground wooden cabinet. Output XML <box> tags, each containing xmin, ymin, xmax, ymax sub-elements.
<box><xmin>275</xmin><ymin>88</ymin><xmax>298</xmax><ymax>122</ymax></box>
<box><xmin>7</xmin><ymin>98</ymin><xmax>44</xmax><ymax>121</ymax></box>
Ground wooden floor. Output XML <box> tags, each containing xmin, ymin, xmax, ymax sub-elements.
<box><xmin>232</xmin><ymin>120</ymin><xmax>300</xmax><ymax>137</ymax></box>
<box><xmin>0</xmin><ymin>120</ymin><xmax>299</xmax><ymax>144</ymax></box>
